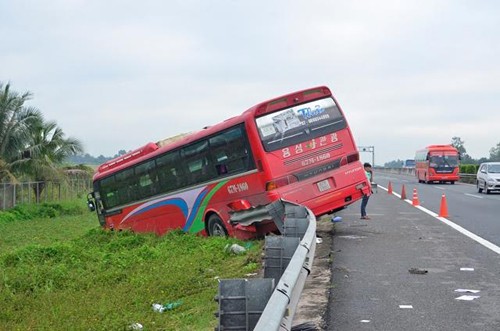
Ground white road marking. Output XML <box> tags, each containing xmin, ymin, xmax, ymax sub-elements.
<box><xmin>379</xmin><ymin>185</ymin><xmax>500</xmax><ymax>255</ymax></box>
<box><xmin>399</xmin><ymin>305</ymin><xmax>413</xmax><ymax>309</ymax></box>
<box><xmin>433</xmin><ymin>186</ymin><xmax>445</xmax><ymax>190</ymax></box>
<box><xmin>465</xmin><ymin>193</ymin><xmax>483</xmax><ymax>199</ymax></box>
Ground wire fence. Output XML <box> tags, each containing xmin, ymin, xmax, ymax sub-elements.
<box><xmin>0</xmin><ymin>180</ymin><xmax>93</xmax><ymax>210</ymax></box>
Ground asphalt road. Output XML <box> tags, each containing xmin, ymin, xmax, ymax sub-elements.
<box><xmin>325</xmin><ymin>183</ymin><xmax>500</xmax><ymax>331</ymax></box>
<box><xmin>374</xmin><ymin>171</ymin><xmax>500</xmax><ymax>246</ymax></box>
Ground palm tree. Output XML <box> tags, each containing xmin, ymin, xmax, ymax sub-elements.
<box><xmin>13</xmin><ymin>117</ymin><xmax>84</xmax><ymax>201</ymax></box>
<box><xmin>0</xmin><ymin>82</ymin><xmax>43</xmax><ymax>182</ymax></box>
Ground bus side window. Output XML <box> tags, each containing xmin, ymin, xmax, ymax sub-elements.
<box><xmin>156</xmin><ymin>150</ymin><xmax>185</xmax><ymax>192</ymax></box>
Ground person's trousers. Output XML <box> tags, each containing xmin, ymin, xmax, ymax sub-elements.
<box><xmin>361</xmin><ymin>194</ymin><xmax>370</xmax><ymax>217</ymax></box>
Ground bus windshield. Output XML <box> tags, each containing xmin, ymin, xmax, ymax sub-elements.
<box><xmin>255</xmin><ymin>97</ymin><xmax>346</xmax><ymax>152</ymax></box>
<box><xmin>429</xmin><ymin>155</ymin><xmax>459</xmax><ymax>168</ymax></box>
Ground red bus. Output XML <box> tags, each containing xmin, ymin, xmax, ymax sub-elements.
<box><xmin>415</xmin><ymin>145</ymin><xmax>460</xmax><ymax>184</ymax></box>
<box><xmin>87</xmin><ymin>86</ymin><xmax>371</xmax><ymax>239</ymax></box>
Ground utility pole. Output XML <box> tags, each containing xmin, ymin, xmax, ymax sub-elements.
<box><xmin>358</xmin><ymin>146</ymin><xmax>375</xmax><ymax>166</ymax></box>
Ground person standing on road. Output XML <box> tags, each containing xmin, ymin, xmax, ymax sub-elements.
<box><xmin>361</xmin><ymin>162</ymin><xmax>373</xmax><ymax>220</ymax></box>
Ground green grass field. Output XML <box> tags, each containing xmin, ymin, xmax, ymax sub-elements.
<box><xmin>0</xmin><ymin>201</ymin><xmax>262</xmax><ymax>330</ymax></box>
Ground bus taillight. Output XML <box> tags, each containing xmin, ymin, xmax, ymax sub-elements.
<box><xmin>266</xmin><ymin>175</ymin><xmax>298</xmax><ymax>191</ymax></box>
<box><xmin>340</xmin><ymin>156</ymin><xmax>348</xmax><ymax>166</ymax></box>
<box><xmin>227</xmin><ymin>199</ymin><xmax>252</xmax><ymax>211</ymax></box>
<box><xmin>347</xmin><ymin>152</ymin><xmax>359</xmax><ymax>163</ymax></box>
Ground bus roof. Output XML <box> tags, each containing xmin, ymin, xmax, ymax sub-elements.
<box><xmin>242</xmin><ymin>86</ymin><xmax>332</xmax><ymax>117</ymax></box>
<box><xmin>421</xmin><ymin>145</ymin><xmax>458</xmax><ymax>152</ymax></box>
<box><xmin>93</xmin><ymin>86</ymin><xmax>335</xmax><ymax>180</ymax></box>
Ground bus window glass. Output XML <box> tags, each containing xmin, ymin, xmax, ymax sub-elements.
<box><xmin>156</xmin><ymin>150</ymin><xmax>184</xmax><ymax>192</ymax></box>
<box><xmin>100</xmin><ymin>175</ymin><xmax>119</xmax><ymax>209</ymax></box>
<box><xmin>135</xmin><ymin>159</ymin><xmax>158</xmax><ymax>197</ymax></box>
<box><xmin>182</xmin><ymin>140</ymin><xmax>214</xmax><ymax>184</ymax></box>
<box><xmin>115</xmin><ymin>168</ymin><xmax>135</xmax><ymax>204</ymax></box>
<box><xmin>210</xmin><ymin>126</ymin><xmax>255</xmax><ymax>175</ymax></box>
<box><xmin>255</xmin><ymin>97</ymin><xmax>346</xmax><ymax>152</ymax></box>
<box><xmin>429</xmin><ymin>155</ymin><xmax>459</xmax><ymax>167</ymax></box>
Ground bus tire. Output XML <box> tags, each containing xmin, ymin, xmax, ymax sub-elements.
<box><xmin>207</xmin><ymin>214</ymin><xmax>228</xmax><ymax>237</ymax></box>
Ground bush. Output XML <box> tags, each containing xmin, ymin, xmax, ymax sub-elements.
<box><xmin>460</xmin><ymin>164</ymin><xmax>478</xmax><ymax>174</ymax></box>
<box><xmin>0</xmin><ymin>200</ymin><xmax>87</xmax><ymax>223</ymax></box>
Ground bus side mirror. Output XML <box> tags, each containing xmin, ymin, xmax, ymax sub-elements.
<box><xmin>87</xmin><ymin>193</ymin><xmax>96</xmax><ymax>212</ymax></box>
<box><xmin>87</xmin><ymin>199</ymin><xmax>96</xmax><ymax>212</ymax></box>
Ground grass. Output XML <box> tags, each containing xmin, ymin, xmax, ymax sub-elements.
<box><xmin>0</xmin><ymin>201</ymin><xmax>263</xmax><ymax>330</ymax></box>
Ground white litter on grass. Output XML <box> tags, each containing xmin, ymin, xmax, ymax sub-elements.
<box><xmin>316</xmin><ymin>237</ymin><xmax>323</xmax><ymax>244</ymax></box>
<box><xmin>455</xmin><ymin>289</ymin><xmax>480</xmax><ymax>294</ymax></box>
<box><xmin>460</xmin><ymin>267</ymin><xmax>474</xmax><ymax>271</ymax></box>
<box><xmin>152</xmin><ymin>303</ymin><xmax>164</xmax><ymax>312</ymax></box>
<box><xmin>455</xmin><ymin>295</ymin><xmax>480</xmax><ymax>301</ymax></box>
<box><xmin>360</xmin><ymin>320</ymin><xmax>371</xmax><ymax>323</ymax></box>
<box><xmin>128</xmin><ymin>323</ymin><xmax>143</xmax><ymax>330</ymax></box>
<box><xmin>399</xmin><ymin>305</ymin><xmax>413</xmax><ymax>309</ymax></box>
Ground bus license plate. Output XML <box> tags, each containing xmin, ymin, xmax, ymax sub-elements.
<box><xmin>317</xmin><ymin>179</ymin><xmax>331</xmax><ymax>192</ymax></box>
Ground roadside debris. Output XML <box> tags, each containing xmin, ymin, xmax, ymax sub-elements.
<box><xmin>331</xmin><ymin>216</ymin><xmax>342</xmax><ymax>223</ymax></box>
<box><xmin>152</xmin><ymin>301</ymin><xmax>183</xmax><ymax>312</ymax></box>
<box><xmin>455</xmin><ymin>295</ymin><xmax>480</xmax><ymax>301</ymax></box>
<box><xmin>128</xmin><ymin>323</ymin><xmax>143</xmax><ymax>330</ymax></box>
<box><xmin>225</xmin><ymin>243</ymin><xmax>246</xmax><ymax>254</ymax></box>
<box><xmin>408</xmin><ymin>267</ymin><xmax>428</xmax><ymax>274</ymax></box>
<box><xmin>455</xmin><ymin>289</ymin><xmax>480</xmax><ymax>294</ymax></box>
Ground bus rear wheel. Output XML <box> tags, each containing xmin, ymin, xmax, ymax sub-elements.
<box><xmin>207</xmin><ymin>214</ymin><xmax>228</xmax><ymax>237</ymax></box>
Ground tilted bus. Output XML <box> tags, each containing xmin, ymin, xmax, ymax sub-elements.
<box><xmin>415</xmin><ymin>145</ymin><xmax>460</xmax><ymax>184</ymax></box>
<box><xmin>87</xmin><ymin>86</ymin><xmax>371</xmax><ymax>239</ymax></box>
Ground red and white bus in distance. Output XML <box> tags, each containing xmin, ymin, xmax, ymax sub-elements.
<box><xmin>415</xmin><ymin>145</ymin><xmax>460</xmax><ymax>184</ymax></box>
<box><xmin>87</xmin><ymin>86</ymin><xmax>371</xmax><ymax>239</ymax></box>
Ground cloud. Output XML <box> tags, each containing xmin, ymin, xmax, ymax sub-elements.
<box><xmin>1</xmin><ymin>0</ymin><xmax>499</xmax><ymax>163</ymax></box>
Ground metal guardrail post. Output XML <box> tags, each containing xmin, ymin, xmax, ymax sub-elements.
<box><xmin>254</xmin><ymin>206</ymin><xmax>316</xmax><ymax>331</ymax></box>
<box><xmin>215</xmin><ymin>279</ymin><xmax>275</xmax><ymax>331</ymax></box>
<box><xmin>216</xmin><ymin>200</ymin><xmax>317</xmax><ymax>331</ymax></box>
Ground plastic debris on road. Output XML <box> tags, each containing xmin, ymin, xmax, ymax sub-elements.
<box><xmin>331</xmin><ymin>216</ymin><xmax>342</xmax><ymax>223</ymax></box>
<box><xmin>455</xmin><ymin>289</ymin><xmax>480</xmax><ymax>294</ymax></box>
<box><xmin>455</xmin><ymin>295</ymin><xmax>480</xmax><ymax>301</ymax></box>
<box><xmin>408</xmin><ymin>267</ymin><xmax>428</xmax><ymax>274</ymax></box>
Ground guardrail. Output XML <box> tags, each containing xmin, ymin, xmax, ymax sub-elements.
<box><xmin>374</xmin><ymin>168</ymin><xmax>476</xmax><ymax>184</ymax></box>
<box><xmin>214</xmin><ymin>199</ymin><xmax>317</xmax><ymax>331</ymax></box>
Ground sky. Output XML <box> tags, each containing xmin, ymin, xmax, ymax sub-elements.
<box><xmin>1</xmin><ymin>0</ymin><xmax>499</xmax><ymax>166</ymax></box>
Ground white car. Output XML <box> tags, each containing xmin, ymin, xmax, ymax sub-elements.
<box><xmin>477</xmin><ymin>162</ymin><xmax>500</xmax><ymax>194</ymax></box>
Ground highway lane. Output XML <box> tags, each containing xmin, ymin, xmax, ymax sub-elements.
<box><xmin>373</xmin><ymin>170</ymin><xmax>500</xmax><ymax>247</ymax></box>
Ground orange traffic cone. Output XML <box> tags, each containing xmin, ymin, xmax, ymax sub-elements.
<box><xmin>439</xmin><ymin>194</ymin><xmax>449</xmax><ymax>217</ymax></box>
<box><xmin>388</xmin><ymin>181</ymin><xmax>393</xmax><ymax>194</ymax></box>
<box><xmin>412</xmin><ymin>188</ymin><xmax>420</xmax><ymax>206</ymax></box>
<box><xmin>401</xmin><ymin>184</ymin><xmax>407</xmax><ymax>200</ymax></box>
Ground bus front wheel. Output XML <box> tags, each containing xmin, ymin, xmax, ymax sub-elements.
<box><xmin>207</xmin><ymin>214</ymin><xmax>228</xmax><ymax>237</ymax></box>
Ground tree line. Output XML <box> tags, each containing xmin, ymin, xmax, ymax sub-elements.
<box><xmin>1</xmin><ymin>82</ymin><xmax>88</xmax><ymax>200</ymax></box>
<box><xmin>384</xmin><ymin>136</ymin><xmax>500</xmax><ymax>168</ymax></box>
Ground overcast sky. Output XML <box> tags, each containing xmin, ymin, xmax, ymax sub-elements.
<box><xmin>2</xmin><ymin>0</ymin><xmax>499</xmax><ymax>165</ymax></box>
